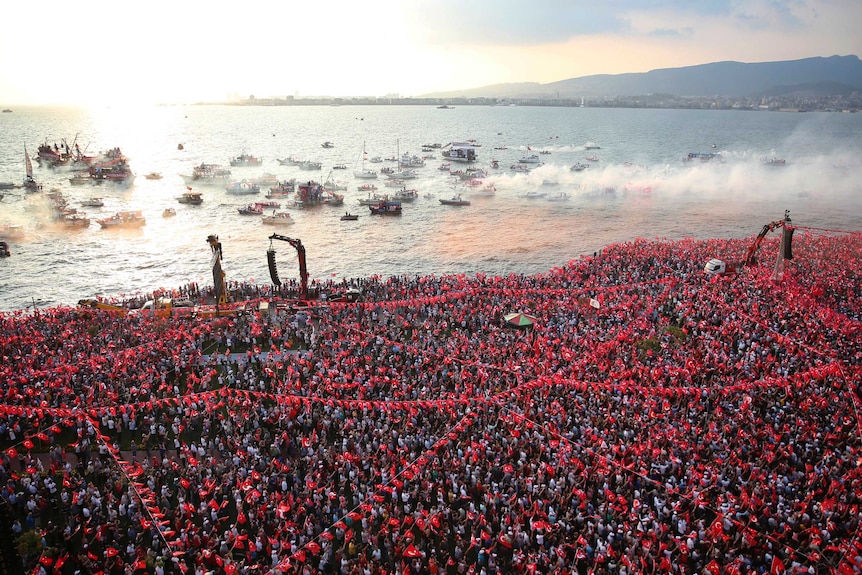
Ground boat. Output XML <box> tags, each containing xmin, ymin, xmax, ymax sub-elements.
<box><xmin>340</xmin><ymin>212</ymin><xmax>359</xmax><ymax>221</ymax></box>
<box><xmin>0</xmin><ymin>240</ymin><xmax>9</xmax><ymax>257</ymax></box>
<box><xmin>682</xmin><ymin>152</ymin><xmax>721</xmax><ymax>163</ymax></box>
<box><xmin>357</xmin><ymin>183</ymin><xmax>378</xmax><ymax>192</ymax></box>
<box><xmin>68</xmin><ymin>171</ymin><xmax>90</xmax><ymax>185</ymax></box>
<box><xmin>472</xmin><ymin>184</ymin><xmax>496</xmax><ymax>197</ymax></box>
<box><xmin>762</xmin><ymin>157</ymin><xmax>786</xmax><ymax>166</ymax></box>
<box><xmin>229</xmin><ymin>153</ymin><xmax>263</xmax><ymax>167</ymax></box>
<box><xmin>97</xmin><ymin>210</ymin><xmax>146</xmax><ymax>229</ymax></box>
<box><xmin>439</xmin><ymin>194</ymin><xmax>470</xmax><ymax>206</ymax></box>
<box><xmin>299</xmin><ymin>160</ymin><xmax>322</xmax><ymax>170</ymax></box>
<box><xmin>145</xmin><ymin>172</ymin><xmax>163</xmax><ymax>180</ymax></box>
<box><xmin>238</xmin><ymin>203</ymin><xmax>264</xmax><ymax>215</ymax></box>
<box><xmin>268</xmin><ymin>180</ymin><xmax>296</xmax><ymax>197</ymax></box>
<box><xmin>250</xmin><ymin>173</ymin><xmax>280</xmax><ymax>187</ymax></box>
<box><xmin>369</xmin><ymin>200</ymin><xmax>402</xmax><ymax>215</ymax></box>
<box><xmin>322</xmin><ymin>141</ymin><xmax>335</xmax><ymax>148</ymax></box>
<box><xmin>332</xmin><ymin>164</ymin><xmax>348</xmax><ymax>170</ymax></box>
<box><xmin>570</xmin><ymin>162</ymin><xmax>589</xmax><ymax>172</ymax></box>
<box><xmin>177</xmin><ymin>191</ymin><xmax>204</xmax><ymax>205</ymax></box>
<box><xmin>354</xmin><ymin>142</ymin><xmax>378</xmax><ymax>179</ymax></box>
<box><xmin>23</xmin><ymin>146</ymin><xmax>41</xmax><ymax>192</ymax></box>
<box><xmin>442</xmin><ymin>145</ymin><xmax>477</xmax><ymax>163</ymax></box>
<box><xmin>225</xmin><ymin>180</ymin><xmax>261</xmax><ymax>195</ymax></box>
<box><xmin>277</xmin><ymin>156</ymin><xmax>302</xmax><ymax>166</ymax></box>
<box><xmin>393</xmin><ymin>188</ymin><xmax>419</xmax><ymax>201</ymax></box>
<box><xmin>0</xmin><ymin>223</ymin><xmax>25</xmax><ymax>240</ymax></box>
<box><xmin>546</xmin><ymin>192</ymin><xmax>571</xmax><ymax>202</ymax></box>
<box><xmin>162</xmin><ymin>208</ymin><xmax>176</xmax><ymax>218</ymax></box>
<box><xmin>262</xmin><ymin>211</ymin><xmax>295</xmax><ymax>226</ymax></box>
<box><xmin>182</xmin><ymin>163</ymin><xmax>232</xmax><ymax>186</ymax></box>
<box><xmin>60</xmin><ymin>214</ymin><xmax>91</xmax><ymax>228</ymax></box>
<box><xmin>518</xmin><ymin>154</ymin><xmax>541</xmax><ymax>164</ymax></box>
<box><xmin>80</xmin><ymin>197</ymin><xmax>104</xmax><ymax>207</ymax></box>
<box><xmin>437</xmin><ymin>105</ymin><xmax>454</xmax><ymax>109</ymax></box>
<box><xmin>438</xmin><ymin>162</ymin><xmax>451</xmax><ymax>171</ymax></box>
<box><xmin>520</xmin><ymin>191</ymin><xmax>546</xmax><ymax>199</ymax></box>
<box><xmin>1</xmin><ymin>109</ymin><xmax>11</xmax><ymax>113</ymax></box>
<box><xmin>584</xmin><ymin>143</ymin><xmax>601</xmax><ymax>150</ymax></box>
<box><xmin>323</xmin><ymin>171</ymin><xmax>348</xmax><ymax>191</ymax></box>
<box><xmin>0</xmin><ymin>182</ymin><xmax>16</xmax><ymax>190</ymax></box>
<box><xmin>510</xmin><ymin>163</ymin><xmax>531</xmax><ymax>173</ymax></box>
<box><xmin>384</xmin><ymin>179</ymin><xmax>405</xmax><ymax>188</ymax></box>
<box><xmin>585</xmin><ymin>155</ymin><xmax>600</xmax><ymax>162</ymax></box>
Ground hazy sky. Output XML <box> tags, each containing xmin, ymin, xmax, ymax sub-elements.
<box><xmin>2</xmin><ymin>0</ymin><xmax>859</xmax><ymax>106</ymax></box>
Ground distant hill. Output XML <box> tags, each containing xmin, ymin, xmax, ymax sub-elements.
<box><xmin>423</xmin><ymin>55</ymin><xmax>862</xmax><ymax>100</ymax></box>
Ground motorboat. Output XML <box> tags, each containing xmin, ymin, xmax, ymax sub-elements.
<box><xmin>393</xmin><ymin>188</ymin><xmax>419</xmax><ymax>201</ymax></box>
<box><xmin>358</xmin><ymin>193</ymin><xmax>388</xmax><ymax>206</ymax></box>
<box><xmin>585</xmin><ymin>155</ymin><xmax>600</xmax><ymax>162</ymax></box>
<box><xmin>439</xmin><ymin>194</ymin><xmax>470</xmax><ymax>206</ymax></box>
<box><xmin>97</xmin><ymin>210</ymin><xmax>146</xmax><ymax>229</ymax></box>
<box><xmin>225</xmin><ymin>180</ymin><xmax>261</xmax><ymax>195</ymax></box>
<box><xmin>69</xmin><ymin>172</ymin><xmax>91</xmax><ymax>185</ymax></box>
<box><xmin>262</xmin><ymin>211</ymin><xmax>295</xmax><ymax>226</ymax></box>
<box><xmin>322</xmin><ymin>141</ymin><xmax>335</xmax><ymax>148</ymax></box>
<box><xmin>230</xmin><ymin>153</ymin><xmax>263</xmax><ymax>167</ymax></box>
<box><xmin>162</xmin><ymin>208</ymin><xmax>177</xmax><ymax>218</ymax></box>
<box><xmin>762</xmin><ymin>157</ymin><xmax>786</xmax><ymax>166</ymax></box>
<box><xmin>144</xmin><ymin>172</ymin><xmax>163</xmax><ymax>180</ymax></box>
<box><xmin>369</xmin><ymin>200</ymin><xmax>402</xmax><ymax>215</ymax></box>
<box><xmin>357</xmin><ymin>184</ymin><xmax>378</xmax><ymax>192</ymax></box>
<box><xmin>80</xmin><ymin>197</ymin><xmax>104</xmax><ymax>207</ymax></box>
<box><xmin>570</xmin><ymin>162</ymin><xmax>589</xmax><ymax>172</ymax></box>
<box><xmin>299</xmin><ymin>160</ymin><xmax>322</xmax><ymax>170</ymax></box>
<box><xmin>340</xmin><ymin>213</ymin><xmax>359</xmax><ymax>221</ymax></box>
<box><xmin>238</xmin><ymin>203</ymin><xmax>264</xmax><ymax>215</ymax></box>
<box><xmin>518</xmin><ymin>154</ymin><xmax>541</xmax><ymax>164</ymax></box>
<box><xmin>60</xmin><ymin>214</ymin><xmax>91</xmax><ymax>228</ymax></box>
<box><xmin>177</xmin><ymin>191</ymin><xmax>203</xmax><ymax>205</ymax></box>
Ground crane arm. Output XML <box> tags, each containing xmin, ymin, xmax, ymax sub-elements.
<box><xmin>269</xmin><ymin>234</ymin><xmax>308</xmax><ymax>300</ymax></box>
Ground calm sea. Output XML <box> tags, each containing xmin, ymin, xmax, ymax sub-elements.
<box><xmin>0</xmin><ymin>105</ymin><xmax>860</xmax><ymax>311</ymax></box>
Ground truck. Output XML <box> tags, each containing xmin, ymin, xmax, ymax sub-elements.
<box><xmin>704</xmin><ymin>211</ymin><xmax>793</xmax><ymax>276</ymax></box>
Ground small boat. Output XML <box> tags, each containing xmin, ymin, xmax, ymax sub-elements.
<box><xmin>340</xmin><ymin>213</ymin><xmax>359</xmax><ymax>221</ymax></box>
<box><xmin>584</xmin><ymin>143</ymin><xmax>601</xmax><ymax>150</ymax></box>
<box><xmin>162</xmin><ymin>208</ymin><xmax>177</xmax><ymax>218</ymax></box>
<box><xmin>0</xmin><ymin>182</ymin><xmax>16</xmax><ymax>190</ymax></box>
<box><xmin>262</xmin><ymin>211</ymin><xmax>295</xmax><ymax>226</ymax></box>
<box><xmin>61</xmin><ymin>214</ymin><xmax>91</xmax><ymax>228</ymax></box>
<box><xmin>546</xmin><ymin>192</ymin><xmax>571</xmax><ymax>202</ymax></box>
<box><xmin>368</xmin><ymin>200</ymin><xmax>402</xmax><ymax>215</ymax></box>
<box><xmin>570</xmin><ymin>162</ymin><xmax>589</xmax><ymax>172</ymax></box>
<box><xmin>438</xmin><ymin>162</ymin><xmax>451</xmax><ymax>171</ymax></box>
<box><xmin>332</xmin><ymin>164</ymin><xmax>348</xmax><ymax>170</ymax></box>
<box><xmin>145</xmin><ymin>172</ymin><xmax>163</xmax><ymax>180</ymax></box>
<box><xmin>518</xmin><ymin>154</ymin><xmax>541</xmax><ymax>164</ymax></box>
<box><xmin>69</xmin><ymin>172</ymin><xmax>91</xmax><ymax>185</ymax></box>
<box><xmin>357</xmin><ymin>183</ymin><xmax>378</xmax><ymax>192</ymax></box>
<box><xmin>225</xmin><ymin>180</ymin><xmax>261</xmax><ymax>195</ymax></box>
<box><xmin>762</xmin><ymin>157</ymin><xmax>787</xmax><ymax>166</ymax></box>
<box><xmin>97</xmin><ymin>210</ymin><xmax>146</xmax><ymax>229</ymax></box>
<box><xmin>393</xmin><ymin>188</ymin><xmax>419</xmax><ymax>201</ymax></box>
<box><xmin>439</xmin><ymin>194</ymin><xmax>470</xmax><ymax>206</ymax></box>
<box><xmin>585</xmin><ymin>155</ymin><xmax>600</xmax><ymax>162</ymax></box>
<box><xmin>322</xmin><ymin>141</ymin><xmax>335</xmax><ymax>148</ymax></box>
<box><xmin>510</xmin><ymin>164</ymin><xmax>531</xmax><ymax>173</ymax></box>
<box><xmin>177</xmin><ymin>191</ymin><xmax>203</xmax><ymax>205</ymax></box>
<box><xmin>1</xmin><ymin>109</ymin><xmax>11</xmax><ymax>113</ymax></box>
<box><xmin>299</xmin><ymin>160</ymin><xmax>323</xmax><ymax>170</ymax></box>
<box><xmin>472</xmin><ymin>184</ymin><xmax>496</xmax><ymax>197</ymax></box>
<box><xmin>80</xmin><ymin>197</ymin><xmax>104</xmax><ymax>207</ymax></box>
<box><xmin>230</xmin><ymin>153</ymin><xmax>263</xmax><ymax>167</ymax></box>
<box><xmin>255</xmin><ymin>200</ymin><xmax>281</xmax><ymax>209</ymax></box>
<box><xmin>358</xmin><ymin>193</ymin><xmax>389</xmax><ymax>206</ymax></box>
<box><xmin>238</xmin><ymin>203</ymin><xmax>264</xmax><ymax>215</ymax></box>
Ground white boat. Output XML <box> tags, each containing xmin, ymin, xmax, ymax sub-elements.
<box><xmin>472</xmin><ymin>184</ymin><xmax>496</xmax><ymax>197</ymax></box>
<box><xmin>546</xmin><ymin>192</ymin><xmax>571</xmax><ymax>201</ymax></box>
<box><xmin>69</xmin><ymin>172</ymin><xmax>91</xmax><ymax>185</ymax></box>
<box><xmin>23</xmin><ymin>146</ymin><xmax>41</xmax><ymax>192</ymax></box>
<box><xmin>80</xmin><ymin>197</ymin><xmax>104</xmax><ymax>207</ymax></box>
<box><xmin>570</xmin><ymin>162</ymin><xmax>589</xmax><ymax>172</ymax></box>
<box><xmin>442</xmin><ymin>146</ymin><xmax>477</xmax><ymax>163</ymax></box>
<box><xmin>299</xmin><ymin>160</ymin><xmax>322</xmax><ymax>170</ymax></box>
<box><xmin>393</xmin><ymin>188</ymin><xmax>419</xmax><ymax>201</ymax></box>
<box><xmin>262</xmin><ymin>211</ymin><xmax>295</xmax><ymax>226</ymax></box>
<box><xmin>518</xmin><ymin>154</ymin><xmax>541</xmax><ymax>164</ymax></box>
<box><xmin>97</xmin><ymin>210</ymin><xmax>146</xmax><ymax>229</ymax></box>
<box><xmin>225</xmin><ymin>180</ymin><xmax>261</xmax><ymax>195</ymax></box>
<box><xmin>354</xmin><ymin>142</ymin><xmax>378</xmax><ymax>179</ymax></box>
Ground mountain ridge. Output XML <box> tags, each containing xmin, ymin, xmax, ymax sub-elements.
<box><xmin>422</xmin><ymin>55</ymin><xmax>862</xmax><ymax>100</ymax></box>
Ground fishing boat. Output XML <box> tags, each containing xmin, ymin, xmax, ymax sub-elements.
<box><xmin>439</xmin><ymin>194</ymin><xmax>470</xmax><ymax>206</ymax></box>
<box><xmin>369</xmin><ymin>200</ymin><xmax>402</xmax><ymax>215</ymax></box>
<box><xmin>177</xmin><ymin>191</ymin><xmax>203</xmax><ymax>205</ymax></box>
<box><xmin>229</xmin><ymin>153</ymin><xmax>263</xmax><ymax>167</ymax></box>
<box><xmin>238</xmin><ymin>203</ymin><xmax>264</xmax><ymax>215</ymax></box>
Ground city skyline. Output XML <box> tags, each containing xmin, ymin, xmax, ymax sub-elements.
<box><xmin>1</xmin><ymin>0</ymin><xmax>860</xmax><ymax>106</ymax></box>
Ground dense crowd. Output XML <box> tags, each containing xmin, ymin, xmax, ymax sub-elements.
<box><xmin>0</xmin><ymin>228</ymin><xmax>860</xmax><ymax>575</ymax></box>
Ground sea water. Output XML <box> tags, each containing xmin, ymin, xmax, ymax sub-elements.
<box><xmin>0</xmin><ymin>104</ymin><xmax>860</xmax><ymax>311</ymax></box>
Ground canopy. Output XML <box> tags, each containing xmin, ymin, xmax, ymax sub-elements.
<box><xmin>503</xmin><ymin>312</ymin><xmax>538</xmax><ymax>328</ymax></box>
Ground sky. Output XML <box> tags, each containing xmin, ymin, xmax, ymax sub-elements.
<box><xmin>1</xmin><ymin>0</ymin><xmax>860</xmax><ymax>106</ymax></box>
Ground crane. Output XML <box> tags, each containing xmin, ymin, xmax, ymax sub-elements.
<box><xmin>704</xmin><ymin>210</ymin><xmax>793</xmax><ymax>275</ymax></box>
<box><xmin>267</xmin><ymin>234</ymin><xmax>309</xmax><ymax>300</ymax></box>
<box><xmin>207</xmin><ymin>234</ymin><xmax>229</xmax><ymax>305</ymax></box>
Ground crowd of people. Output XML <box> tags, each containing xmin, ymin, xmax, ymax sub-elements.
<box><xmin>0</xmin><ymin>228</ymin><xmax>860</xmax><ymax>575</ymax></box>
